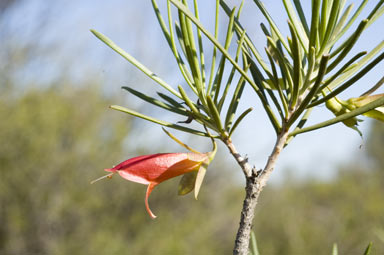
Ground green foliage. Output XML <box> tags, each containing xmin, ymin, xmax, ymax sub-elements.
<box><xmin>92</xmin><ymin>0</ymin><xmax>384</xmax><ymax>151</ymax></box>
<box><xmin>0</xmin><ymin>86</ymin><xmax>239</xmax><ymax>254</ymax></box>
<box><xmin>220</xmin><ymin>0</ymin><xmax>384</xmax><ymax>136</ymax></box>
<box><xmin>0</xmin><ymin>85</ymin><xmax>383</xmax><ymax>254</ymax></box>
<box><xmin>91</xmin><ymin>0</ymin><xmax>262</xmax><ymax>139</ymax></box>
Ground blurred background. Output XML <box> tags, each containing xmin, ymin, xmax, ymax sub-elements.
<box><xmin>1</xmin><ymin>0</ymin><xmax>383</xmax><ymax>254</ymax></box>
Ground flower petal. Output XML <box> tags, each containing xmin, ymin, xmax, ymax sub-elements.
<box><xmin>155</xmin><ymin>157</ymin><xmax>202</xmax><ymax>183</ymax></box>
<box><xmin>108</xmin><ymin>153</ymin><xmax>203</xmax><ymax>184</ymax></box>
<box><xmin>363</xmin><ymin>108</ymin><xmax>384</xmax><ymax>121</ymax></box>
<box><xmin>145</xmin><ymin>182</ymin><xmax>157</xmax><ymax>219</ymax></box>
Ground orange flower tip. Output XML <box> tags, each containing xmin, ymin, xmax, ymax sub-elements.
<box><xmin>146</xmin><ymin>183</ymin><xmax>158</xmax><ymax>219</ymax></box>
<box><xmin>146</xmin><ymin>203</ymin><xmax>157</xmax><ymax>219</ymax></box>
<box><xmin>90</xmin><ymin>173</ymin><xmax>115</xmax><ymax>184</ymax></box>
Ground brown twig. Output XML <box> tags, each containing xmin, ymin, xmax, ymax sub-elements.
<box><xmin>226</xmin><ymin>128</ymin><xmax>289</xmax><ymax>255</ymax></box>
<box><xmin>223</xmin><ymin>137</ymin><xmax>254</xmax><ymax>178</ymax></box>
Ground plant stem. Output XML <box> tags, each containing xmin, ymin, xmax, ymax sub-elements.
<box><xmin>223</xmin><ymin>137</ymin><xmax>253</xmax><ymax>178</ymax></box>
<box><xmin>226</xmin><ymin>129</ymin><xmax>289</xmax><ymax>255</ymax></box>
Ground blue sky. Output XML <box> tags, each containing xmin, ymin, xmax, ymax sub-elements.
<box><xmin>5</xmin><ymin>0</ymin><xmax>384</xmax><ymax>182</ymax></box>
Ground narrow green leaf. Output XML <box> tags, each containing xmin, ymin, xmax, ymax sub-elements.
<box><xmin>224</xmin><ymin>7</ymin><xmax>236</xmax><ymax>50</ymax></box>
<box><xmin>162</xmin><ymin>127</ymin><xmax>200</xmax><ymax>153</ymax></box>
<box><xmin>218</xmin><ymin>65</ymin><xmax>237</xmax><ymax>112</ymax></box>
<box><xmin>285</xmin><ymin>107</ymin><xmax>313</xmax><ymax>146</ymax></box>
<box><xmin>175</xmin><ymin>22</ymin><xmax>188</xmax><ymax>59</ymax></box>
<box><xmin>246</xmin><ymin>51</ymin><xmax>267</xmax><ymax>99</ymax></box>
<box><xmin>211</xmin><ymin>56</ymin><xmax>226</xmax><ymax>101</ymax></box>
<box><xmin>319</xmin><ymin>0</ymin><xmax>329</xmax><ymax>42</ymax></box>
<box><xmin>206</xmin><ymin>95</ymin><xmax>224</xmax><ymax>134</ymax></box>
<box><xmin>310</xmin><ymin>51</ymin><xmax>384</xmax><ymax>107</ymax></box>
<box><xmin>157</xmin><ymin>92</ymin><xmax>183</xmax><ymax>108</ymax></box>
<box><xmin>363</xmin><ymin>242</ymin><xmax>373</xmax><ymax>255</ymax></box>
<box><xmin>253</xmin><ymin>0</ymin><xmax>291</xmax><ymax>56</ymax></box>
<box><xmin>282</xmin><ymin>0</ymin><xmax>309</xmax><ymax>53</ymax></box>
<box><xmin>288</xmin><ymin>55</ymin><xmax>329</xmax><ymax>127</ymax></box>
<box><xmin>293</xmin><ymin>0</ymin><xmax>310</xmax><ymax>35</ymax></box>
<box><xmin>330</xmin><ymin>4</ymin><xmax>353</xmax><ymax>42</ymax></box>
<box><xmin>265</xmin><ymin>49</ymin><xmax>289</xmax><ymax>116</ymax></box>
<box><xmin>360</xmin><ymin>75</ymin><xmax>384</xmax><ymax>97</ymax></box>
<box><xmin>151</xmin><ymin>0</ymin><xmax>172</xmax><ymax>51</ymax></box>
<box><xmin>237</xmin><ymin>0</ymin><xmax>245</xmax><ymax>18</ymax></box>
<box><xmin>367</xmin><ymin>4</ymin><xmax>384</xmax><ymax>27</ymax></box>
<box><xmin>267</xmin><ymin>36</ymin><xmax>294</xmax><ymax>95</ymax></box>
<box><xmin>309</xmin><ymin>0</ymin><xmax>321</xmax><ymax>52</ymax></box>
<box><xmin>155</xmin><ymin>0</ymin><xmax>198</xmax><ymax>94</ymax></box>
<box><xmin>180</xmin><ymin>0</ymin><xmax>203</xmax><ymax>92</ymax></box>
<box><xmin>229</xmin><ymin>107</ymin><xmax>253</xmax><ymax>137</ymax></box>
<box><xmin>122</xmin><ymin>86</ymin><xmax>188</xmax><ymax>116</ymax></box>
<box><xmin>300</xmin><ymin>46</ymin><xmax>315</xmax><ymax>93</ymax></box>
<box><xmin>178</xmin><ymin>85</ymin><xmax>211</xmax><ymax>123</ymax></box>
<box><xmin>220</xmin><ymin>0</ymin><xmax>273</xmax><ymax>76</ymax></box>
<box><xmin>110</xmin><ymin>105</ymin><xmax>210</xmax><ymax>136</ymax></box>
<box><xmin>218</xmin><ymin>31</ymin><xmax>246</xmax><ymax>112</ymax></box>
<box><xmin>318</xmin><ymin>0</ymin><xmax>341</xmax><ymax>56</ymax></box>
<box><xmin>244</xmin><ymin>34</ymin><xmax>272</xmax><ymax>75</ymax></box>
<box><xmin>327</xmin><ymin>19</ymin><xmax>368</xmax><ymax>72</ymax></box>
<box><xmin>207</xmin><ymin>0</ymin><xmax>220</xmax><ymax>92</ymax></box>
<box><xmin>91</xmin><ymin>29</ymin><xmax>181</xmax><ymax>98</ymax></box>
<box><xmin>212</xmin><ymin>8</ymin><xmax>236</xmax><ymax>103</ymax></box>
<box><xmin>261</xmin><ymin>23</ymin><xmax>284</xmax><ymax>64</ymax></box>
<box><xmin>250</xmin><ymin>231</ymin><xmax>260</xmax><ymax>255</ymax></box>
<box><xmin>165</xmin><ymin>0</ymin><xmax>195</xmax><ymax>91</ymax></box>
<box><xmin>193</xmin><ymin>0</ymin><xmax>206</xmax><ymax>86</ymax></box>
<box><xmin>318</xmin><ymin>51</ymin><xmax>367</xmax><ymax>93</ymax></box>
<box><xmin>178</xmin><ymin>8</ymin><xmax>203</xmax><ymax>96</ymax></box>
<box><xmin>327</xmin><ymin>0</ymin><xmax>368</xmax><ymax>54</ymax></box>
<box><xmin>366</xmin><ymin>0</ymin><xmax>384</xmax><ymax>21</ymax></box>
<box><xmin>288</xmin><ymin>21</ymin><xmax>302</xmax><ymax>107</ymax></box>
<box><xmin>327</xmin><ymin>40</ymin><xmax>384</xmax><ymax>90</ymax></box>
<box><xmin>225</xmin><ymin>76</ymin><xmax>246</xmax><ymax>130</ymax></box>
<box><xmin>261</xmin><ymin>50</ymin><xmax>285</xmax><ymax>119</ymax></box>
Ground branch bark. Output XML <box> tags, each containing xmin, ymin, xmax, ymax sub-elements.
<box><xmin>225</xmin><ymin>129</ymin><xmax>289</xmax><ymax>255</ymax></box>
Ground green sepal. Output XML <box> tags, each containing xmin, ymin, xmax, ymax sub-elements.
<box><xmin>347</xmin><ymin>94</ymin><xmax>384</xmax><ymax>122</ymax></box>
<box><xmin>194</xmin><ymin>138</ymin><xmax>217</xmax><ymax>199</ymax></box>
<box><xmin>325</xmin><ymin>96</ymin><xmax>362</xmax><ymax>136</ymax></box>
<box><xmin>194</xmin><ymin>162</ymin><xmax>207</xmax><ymax>199</ymax></box>
<box><xmin>178</xmin><ymin>171</ymin><xmax>198</xmax><ymax>196</ymax></box>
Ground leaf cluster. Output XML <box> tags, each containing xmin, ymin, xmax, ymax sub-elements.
<box><xmin>92</xmin><ymin>0</ymin><xmax>384</xmax><ymax>142</ymax></box>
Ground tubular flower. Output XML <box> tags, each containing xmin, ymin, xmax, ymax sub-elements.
<box><xmin>92</xmin><ymin>128</ymin><xmax>217</xmax><ymax>218</ymax></box>
<box><xmin>325</xmin><ymin>96</ymin><xmax>362</xmax><ymax>135</ymax></box>
<box><xmin>346</xmin><ymin>93</ymin><xmax>384</xmax><ymax>122</ymax></box>
<box><xmin>104</xmin><ymin>152</ymin><xmax>210</xmax><ymax>218</ymax></box>
<box><xmin>325</xmin><ymin>93</ymin><xmax>384</xmax><ymax>136</ymax></box>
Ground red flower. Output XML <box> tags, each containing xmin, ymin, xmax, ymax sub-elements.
<box><xmin>94</xmin><ymin>152</ymin><xmax>211</xmax><ymax>218</ymax></box>
<box><xmin>92</xmin><ymin>129</ymin><xmax>217</xmax><ymax>218</ymax></box>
